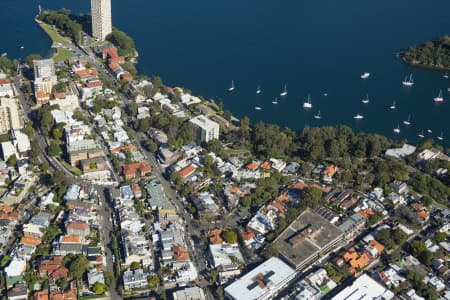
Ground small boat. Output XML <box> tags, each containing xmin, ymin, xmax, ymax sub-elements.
<box><xmin>272</xmin><ymin>98</ymin><xmax>278</xmax><ymax>105</ymax></box>
<box><xmin>403</xmin><ymin>114</ymin><xmax>411</xmax><ymax>126</ymax></box>
<box><xmin>361</xmin><ymin>94</ymin><xmax>369</xmax><ymax>104</ymax></box>
<box><xmin>437</xmin><ymin>132</ymin><xmax>444</xmax><ymax>141</ymax></box>
<box><xmin>256</xmin><ymin>86</ymin><xmax>261</xmax><ymax>94</ymax></box>
<box><xmin>353</xmin><ymin>114</ymin><xmax>364</xmax><ymax>120</ymax></box>
<box><xmin>390</xmin><ymin>100</ymin><xmax>396</xmax><ymax>110</ymax></box>
<box><xmin>360</xmin><ymin>72</ymin><xmax>370</xmax><ymax>79</ymax></box>
<box><xmin>314</xmin><ymin>111</ymin><xmax>322</xmax><ymax>119</ymax></box>
<box><xmin>448</xmin><ymin>88</ymin><xmax>450</xmax><ymax>92</ymax></box>
<box><xmin>418</xmin><ymin>131</ymin><xmax>425</xmax><ymax>138</ymax></box>
<box><xmin>20</xmin><ymin>46</ymin><xmax>24</xmax><ymax>49</ymax></box>
<box><xmin>434</xmin><ymin>90</ymin><xmax>444</xmax><ymax>103</ymax></box>
<box><xmin>444</xmin><ymin>72</ymin><xmax>449</xmax><ymax>79</ymax></box>
<box><xmin>324</xmin><ymin>93</ymin><xmax>328</xmax><ymax>97</ymax></box>
<box><xmin>393</xmin><ymin>125</ymin><xmax>401</xmax><ymax>134</ymax></box>
<box><xmin>402</xmin><ymin>73</ymin><xmax>414</xmax><ymax>87</ymax></box>
<box><xmin>280</xmin><ymin>84</ymin><xmax>288</xmax><ymax>97</ymax></box>
<box><xmin>427</xmin><ymin>129</ymin><xmax>433</xmax><ymax>134</ymax></box>
<box><xmin>228</xmin><ymin>80</ymin><xmax>235</xmax><ymax>92</ymax></box>
<box><xmin>1</xmin><ymin>53</ymin><xmax>7</xmax><ymax>57</ymax></box>
<box><xmin>255</xmin><ymin>106</ymin><xmax>262</xmax><ymax>110</ymax></box>
<box><xmin>303</xmin><ymin>94</ymin><xmax>313</xmax><ymax>109</ymax></box>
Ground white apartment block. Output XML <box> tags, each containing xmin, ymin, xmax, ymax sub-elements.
<box><xmin>0</xmin><ymin>98</ymin><xmax>21</xmax><ymax>134</ymax></box>
<box><xmin>189</xmin><ymin>115</ymin><xmax>219</xmax><ymax>142</ymax></box>
<box><xmin>91</xmin><ymin>0</ymin><xmax>112</xmax><ymax>40</ymax></box>
<box><xmin>33</xmin><ymin>59</ymin><xmax>55</xmax><ymax>79</ymax></box>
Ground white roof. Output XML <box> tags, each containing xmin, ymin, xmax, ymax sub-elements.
<box><xmin>224</xmin><ymin>257</ymin><xmax>295</xmax><ymax>300</ymax></box>
<box><xmin>332</xmin><ymin>273</ymin><xmax>394</xmax><ymax>300</ymax></box>
<box><xmin>5</xmin><ymin>258</ymin><xmax>27</xmax><ymax>277</ymax></box>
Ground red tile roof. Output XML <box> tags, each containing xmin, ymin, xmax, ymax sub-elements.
<box><xmin>20</xmin><ymin>236</ymin><xmax>42</xmax><ymax>246</ymax></box>
<box><xmin>241</xmin><ymin>231</ymin><xmax>255</xmax><ymax>241</ymax></box>
<box><xmin>122</xmin><ymin>162</ymin><xmax>152</xmax><ymax>179</ymax></box>
<box><xmin>66</xmin><ymin>221</ymin><xmax>88</xmax><ymax>231</ymax></box>
<box><xmin>178</xmin><ymin>164</ymin><xmax>197</xmax><ymax>178</ymax></box>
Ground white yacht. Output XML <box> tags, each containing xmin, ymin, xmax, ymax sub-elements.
<box><xmin>444</xmin><ymin>72</ymin><xmax>449</xmax><ymax>79</ymax></box>
<box><xmin>256</xmin><ymin>86</ymin><xmax>261</xmax><ymax>94</ymax></box>
<box><xmin>361</xmin><ymin>94</ymin><xmax>369</xmax><ymax>104</ymax></box>
<box><xmin>353</xmin><ymin>114</ymin><xmax>364</xmax><ymax>120</ymax></box>
<box><xmin>314</xmin><ymin>111</ymin><xmax>322</xmax><ymax>119</ymax></box>
<box><xmin>390</xmin><ymin>100</ymin><xmax>396</xmax><ymax>110</ymax></box>
<box><xmin>402</xmin><ymin>73</ymin><xmax>414</xmax><ymax>86</ymax></box>
<box><xmin>323</xmin><ymin>93</ymin><xmax>328</xmax><ymax>97</ymax></box>
<box><xmin>434</xmin><ymin>90</ymin><xmax>444</xmax><ymax>103</ymax></box>
<box><xmin>272</xmin><ymin>98</ymin><xmax>278</xmax><ymax>105</ymax></box>
<box><xmin>418</xmin><ymin>131</ymin><xmax>425</xmax><ymax>139</ymax></box>
<box><xmin>427</xmin><ymin>129</ymin><xmax>433</xmax><ymax>134</ymax></box>
<box><xmin>303</xmin><ymin>94</ymin><xmax>313</xmax><ymax>109</ymax></box>
<box><xmin>20</xmin><ymin>46</ymin><xmax>24</xmax><ymax>49</ymax></box>
<box><xmin>437</xmin><ymin>132</ymin><xmax>444</xmax><ymax>141</ymax></box>
<box><xmin>280</xmin><ymin>84</ymin><xmax>288</xmax><ymax>97</ymax></box>
<box><xmin>255</xmin><ymin>106</ymin><xmax>262</xmax><ymax>110</ymax></box>
<box><xmin>228</xmin><ymin>80</ymin><xmax>235</xmax><ymax>92</ymax></box>
<box><xmin>403</xmin><ymin>114</ymin><xmax>411</xmax><ymax>126</ymax></box>
<box><xmin>393</xmin><ymin>125</ymin><xmax>401</xmax><ymax>134</ymax></box>
<box><xmin>360</xmin><ymin>72</ymin><xmax>370</xmax><ymax>79</ymax></box>
<box><xmin>1</xmin><ymin>53</ymin><xmax>6</xmax><ymax>57</ymax></box>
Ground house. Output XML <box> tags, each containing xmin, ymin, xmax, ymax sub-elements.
<box><xmin>66</xmin><ymin>221</ymin><xmax>89</xmax><ymax>238</ymax></box>
<box><xmin>123</xmin><ymin>269</ymin><xmax>148</xmax><ymax>291</ymax></box>
<box><xmin>122</xmin><ymin>162</ymin><xmax>151</xmax><ymax>180</ymax></box>
<box><xmin>207</xmin><ymin>228</ymin><xmax>223</xmax><ymax>245</ymax></box>
<box><xmin>49</xmin><ymin>288</ymin><xmax>77</xmax><ymax>300</ymax></box>
<box><xmin>173</xmin><ymin>287</ymin><xmax>206</xmax><ymax>300</ymax></box>
<box><xmin>87</xmin><ymin>269</ymin><xmax>104</xmax><ymax>287</ymax></box>
<box><xmin>132</xmin><ymin>184</ymin><xmax>142</xmax><ymax>199</ymax></box>
<box><xmin>38</xmin><ymin>256</ymin><xmax>69</xmax><ymax>280</ymax></box>
<box><xmin>7</xmin><ymin>283</ymin><xmax>28</xmax><ymax>300</ymax></box>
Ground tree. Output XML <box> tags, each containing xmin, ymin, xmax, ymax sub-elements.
<box><xmin>56</xmin><ymin>277</ymin><xmax>68</xmax><ymax>290</ymax></box>
<box><xmin>127</xmin><ymin>102</ymin><xmax>138</xmax><ymax>117</ymax></box>
<box><xmin>48</xmin><ymin>142</ymin><xmax>62</xmax><ymax>156</ymax></box>
<box><xmin>261</xmin><ymin>243</ymin><xmax>278</xmax><ymax>259</ymax></box>
<box><xmin>410</xmin><ymin>240</ymin><xmax>427</xmax><ymax>257</ymax></box>
<box><xmin>130</xmin><ymin>261</ymin><xmax>140</xmax><ymax>271</ymax></box>
<box><xmin>6</xmin><ymin>154</ymin><xmax>17</xmax><ymax>167</ymax></box>
<box><xmin>300</xmin><ymin>187</ymin><xmax>323</xmax><ymax>209</ymax></box>
<box><xmin>52</xmin><ymin>128</ymin><xmax>63</xmax><ymax>140</ymax></box>
<box><xmin>106</xmin><ymin>28</ymin><xmax>136</xmax><ymax>57</ymax></box>
<box><xmin>25</xmin><ymin>54</ymin><xmax>43</xmax><ymax>67</ymax></box>
<box><xmin>93</xmin><ymin>282</ymin><xmax>105</xmax><ymax>295</ymax></box>
<box><xmin>240</xmin><ymin>117</ymin><xmax>250</xmax><ymax>140</ymax></box>
<box><xmin>69</xmin><ymin>254</ymin><xmax>89</xmax><ymax>280</ymax></box>
<box><xmin>222</xmin><ymin>229</ymin><xmax>238</xmax><ymax>244</ymax></box>
<box><xmin>147</xmin><ymin>275</ymin><xmax>159</xmax><ymax>290</ymax></box>
<box><xmin>435</xmin><ymin>232</ymin><xmax>447</xmax><ymax>243</ymax></box>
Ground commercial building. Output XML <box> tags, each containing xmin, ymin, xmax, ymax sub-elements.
<box><xmin>189</xmin><ymin>115</ymin><xmax>219</xmax><ymax>142</ymax></box>
<box><xmin>274</xmin><ymin>209</ymin><xmax>343</xmax><ymax>271</ymax></box>
<box><xmin>91</xmin><ymin>0</ymin><xmax>112</xmax><ymax>40</ymax></box>
<box><xmin>173</xmin><ymin>287</ymin><xmax>206</xmax><ymax>300</ymax></box>
<box><xmin>331</xmin><ymin>273</ymin><xmax>394</xmax><ymax>300</ymax></box>
<box><xmin>33</xmin><ymin>59</ymin><xmax>55</xmax><ymax>78</ymax></box>
<box><xmin>224</xmin><ymin>257</ymin><xmax>296</xmax><ymax>300</ymax></box>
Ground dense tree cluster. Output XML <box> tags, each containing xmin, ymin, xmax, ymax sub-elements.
<box><xmin>404</xmin><ymin>35</ymin><xmax>450</xmax><ymax>69</ymax></box>
<box><xmin>106</xmin><ymin>28</ymin><xmax>136</xmax><ymax>57</ymax></box>
<box><xmin>0</xmin><ymin>56</ymin><xmax>18</xmax><ymax>75</ymax></box>
<box><xmin>38</xmin><ymin>9</ymin><xmax>82</xmax><ymax>43</ymax></box>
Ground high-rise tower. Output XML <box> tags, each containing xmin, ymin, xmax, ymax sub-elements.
<box><xmin>91</xmin><ymin>0</ymin><xmax>112</xmax><ymax>40</ymax></box>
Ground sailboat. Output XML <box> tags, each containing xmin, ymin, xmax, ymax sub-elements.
<box><xmin>228</xmin><ymin>80</ymin><xmax>235</xmax><ymax>92</ymax></box>
<box><xmin>403</xmin><ymin>114</ymin><xmax>411</xmax><ymax>126</ymax></box>
<box><xmin>353</xmin><ymin>114</ymin><xmax>364</xmax><ymax>120</ymax></box>
<box><xmin>444</xmin><ymin>72</ymin><xmax>449</xmax><ymax>79</ymax></box>
<box><xmin>402</xmin><ymin>74</ymin><xmax>414</xmax><ymax>86</ymax></box>
<box><xmin>434</xmin><ymin>90</ymin><xmax>444</xmax><ymax>103</ymax></box>
<box><xmin>393</xmin><ymin>125</ymin><xmax>401</xmax><ymax>134</ymax></box>
<box><xmin>360</xmin><ymin>72</ymin><xmax>370</xmax><ymax>79</ymax></box>
<box><xmin>280</xmin><ymin>85</ymin><xmax>288</xmax><ymax>97</ymax></box>
<box><xmin>437</xmin><ymin>132</ymin><xmax>444</xmax><ymax>141</ymax></box>
<box><xmin>361</xmin><ymin>94</ymin><xmax>369</xmax><ymax>104</ymax></box>
<box><xmin>314</xmin><ymin>111</ymin><xmax>322</xmax><ymax>119</ymax></box>
<box><xmin>418</xmin><ymin>131</ymin><xmax>425</xmax><ymax>138</ymax></box>
<box><xmin>303</xmin><ymin>94</ymin><xmax>313</xmax><ymax>109</ymax></box>
<box><xmin>256</xmin><ymin>86</ymin><xmax>261</xmax><ymax>94</ymax></box>
<box><xmin>390</xmin><ymin>101</ymin><xmax>396</xmax><ymax>110</ymax></box>
<box><xmin>272</xmin><ymin>98</ymin><xmax>278</xmax><ymax>105</ymax></box>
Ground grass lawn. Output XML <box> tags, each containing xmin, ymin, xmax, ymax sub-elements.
<box><xmin>38</xmin><ymin>22</ymin><xmax>70</xmax><ymax>44</ymax></box>
<box><xmin>60</xmin><ymin>160</ymin><xmax>83</xmax><ymax>176</ymax></box>
<box><xmin>224</xmin><ymin>147</ymin><xmax>252</xmax><ymax>157</ymax></box>
<box><xmin>53</xmin><ymin>47</ymin><xmax>74</xmax><ymax>62</ymax></box>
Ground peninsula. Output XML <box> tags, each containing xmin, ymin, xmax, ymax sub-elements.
<box><xmin>403</xmin><ymin>35</ymin><xmax>450</xmax><ymax>70</ymax></box>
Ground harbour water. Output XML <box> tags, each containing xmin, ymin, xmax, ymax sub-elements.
<box><xmin>3</xmin><ymin>0</ymin><xmax>450</xmax><ymax>146</ymax></box>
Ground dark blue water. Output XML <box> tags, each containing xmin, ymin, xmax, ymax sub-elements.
<box><xmin>4</xmin><ymin>0</ymin><xmax>450</xmax><ymax>146</ymax></box>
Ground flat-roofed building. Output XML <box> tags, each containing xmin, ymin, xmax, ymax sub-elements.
<box><xmin>224</xmin><ymin>257</ymin><xmax>296</xmax><ymax>300</ymax></box>
<box><xmin>274</xmin><ymin>209</ymin><xmax>343</xmax><ymax>271</ymax></box>
<box><xmin>331</xmin><ymin>273</ymin><xmax>394</xmax><ymax>300</ymax></box>
<box><xmin>189</xmin><ymin>115</ymin><xmax>219</xmax><ymax>142</ymax></box>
